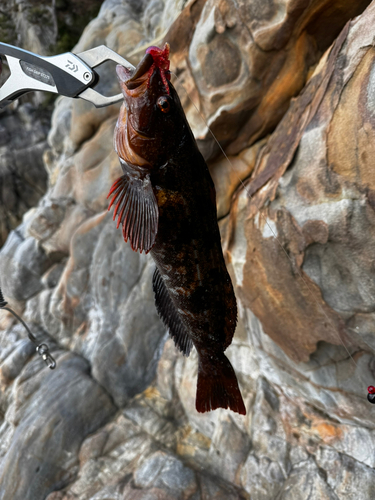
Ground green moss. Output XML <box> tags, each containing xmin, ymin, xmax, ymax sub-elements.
<box><xmin>27</xmin><ymin>6</ymin><xmax>53</xmax><ymax>28</ymax></box>
<box><xmin>53</xmin><ymin>0</ymin><xmax>102</xmax><ymax>53</ymax></box>
<box><xmin>0</xmin><ymin>12</ymin><xmax>16</xmax><ymax>45</ymax></box>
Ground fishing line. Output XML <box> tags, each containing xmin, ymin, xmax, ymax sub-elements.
<box><xmin>171</xmin><ymin>70</ymin><xmax>374</xmax><ymax>398</ymax></box>
<box><xmin>0</xmin><ymin>286</ymin><xmax>56</xmax><ymax>369</ymax></box>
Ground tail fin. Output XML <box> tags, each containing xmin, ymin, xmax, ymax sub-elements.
<box><xmin>196</xmin><ymin>352</ymin><xmax>246</xmax><ymax>415</ymax></box>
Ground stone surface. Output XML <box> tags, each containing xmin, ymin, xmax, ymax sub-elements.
<box><xmin>1</xmin><ymin>0</ymin><xmax>375</xmax><ymax>499</ymax></box>
<box><xmin>0</xmin><ymin>351</ymin><xmax>116</xmax><ymax>500</ymax></box>
<box><xmin>0</xmin><ymin>104</ymin><xmax>50</xmax><ymax>247</ymax></box>
<box><xmin>226</xmin><ymin>1</ymin><xmax>375</xmax><ymax>426</ymax></box>
<box><xmin>0</xmin><ymin>225</ymin><xmax>61</xmax><ymax>301</ymax></box>
<box><xmin>0</xmin><ymin>1</ymin><xmax>54</xmax><ymax>246</ymax></box>
<box><xmin>167</xmin><ymin>0</ymin><xmax>372</xmax><ymax>159</ymax></box>
<box><xmin>0</xmin><ymin>0</ymin><xmax>57</xmax><ymax>55</ymax></box>
<box><xmin>0</xmin><ymin>0</ymin><xmax>103</xmax><ymax>246</ymax></box>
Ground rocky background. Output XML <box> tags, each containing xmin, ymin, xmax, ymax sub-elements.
<box><xmin>1</xmin><ymin>0</ymin><xmax>375</xmax><ymax>498</ymax></box>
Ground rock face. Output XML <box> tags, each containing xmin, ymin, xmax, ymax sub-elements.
<box><xmin>0</xmin><ymin>104</ymin><xmax>50</xmax><ymax>247</ymax></box>
<box><xmin>168</xmin><ymin>0</ymin><xmax>372</xmax><ymax>158</ymax></box>
<box><xmin>1</xmin><ymin>0</ymin><xmax>375</xmax><ymax>499</ymax></box>
<box><xmin>0</xmin><ymin>0</ymin><xmax>56</xmax><ymax>247</ymax></box>
<box><xmin>0</xmin><ymin>0</ymin><xmax>103</xmax><ymax>247</ymax></box>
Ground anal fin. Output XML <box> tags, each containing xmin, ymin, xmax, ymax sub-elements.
<box><xmin>152</xmin><ymin>267</ymin><xmax>193</xmax><ymax>356</ymax></box>
<box><xmin>107</xmin><ymin>160</ymin><xmax>158</xmax><ymax>254</ymax></box>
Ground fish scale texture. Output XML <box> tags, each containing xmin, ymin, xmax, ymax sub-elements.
<box><xmin>1</xmin><ymin>0</ymin><xmax>375</xmax><ymax>499</ymax></box>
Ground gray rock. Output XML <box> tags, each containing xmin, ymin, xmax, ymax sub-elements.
<box><xmin>122</xmin><ymin>486</ymin><xmax>177</xmax><ymax>500</ymax></box>
<box><xmin>0</xmin><ymin>352</ymin><xmax>116</xmax><ymax>500</ymax></box>
<box><xmin>27</xmin><ymin>199</ymin><xmax>69</xmax><ymax>244</ymax></box>
<box><xmin>250</xmin><ymin>378</ymin><xmax>290</xmax><ymax>474</ymax></box>
<box><xmin>315</xmin><ymin>446</ymin><xmax>375</xmax><ymax>498</ymax></box>
<box><xmin>240</xmin><ymin>454</ymin><xmax>286</xmax><ymax>500</ymax></box>
<box><xmin>197</xmin><ymin>475</ymin><xmax>246</xmax><ymax>500</ymax></box>
<box><xmin>0</xmin><ymin>104</ymin><xmax>50</xmax><ymax>247</ymax></box>
<box><xmin>41</xmin><ymin>260</ymin><xmax>67</xmax><ymax>289</ymax></box>
<box><xmin>47</xmin><ymin>98</ymin><xmax>73</xmax><ymax>156</ymax></box>
<box><xmin>122</xmin><ymin>395</ymin><xmax>180</xmax><ymax>450</ymax></box>
<box><xmin>209</xmin><ymin>415</ymin><xmax>251</xmax><ymax>483</ymax></box>
<box><xmin>239</xmin><ymin>377</ymin><xmax>289</xmax><ymax>498</ymax></box>
<box><xmin>90</xmin><ymin>257</ymin><xmax>166</xmax><ymax>406</ymax></box>
<box><xmin>56</xmin><ymin>412</ymin><xmax>155</xmax><ymax>499</ymax></box>
<box><xmin>0</xmin><ymin>0</ymin><xmax>57</xmax><ymax>56</ymax></box>
<box><xmin>0</xmin><ymin>338</ymin><xmax>35</xmax><ymax>384</ymax></box>
<box><xmin>0</xmin><ymin>228</ymin><xmax>61</xmax><ymax>301</ymax></box>
<box><xmin>134</xmin><ymin>451</ymin><xmax>197</xmax><ymax>493</ymax></box>
<box><xmin>275</xmin><ymin>459</ymin><xmax>340</xmax><ymax>500</ymax></box>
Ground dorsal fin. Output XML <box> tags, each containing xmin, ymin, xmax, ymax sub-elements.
<box><xmin>152</xmin><ymin>267</ymin><xmax>193</xmax><ymax>356</ymax></box>
<box><xmin>107</xmin><ymin>162</ymin><xmax>158</xmax><ymax>254</ymax></box>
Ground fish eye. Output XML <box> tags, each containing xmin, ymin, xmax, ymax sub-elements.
<box><xmin>157</xmin><ymin>96</ymin><xmax>170</xmax><ymax>113</ymax></box>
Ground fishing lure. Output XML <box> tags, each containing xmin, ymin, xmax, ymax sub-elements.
<box><xmin>108</xmin><ymin>44</ymin><xmax>246</xmax><ymax>415</ymax></box>
<box><xmin>368</xmin><ymin>386</ymin><xmax>375</xmax><ymax>404</ymax></box>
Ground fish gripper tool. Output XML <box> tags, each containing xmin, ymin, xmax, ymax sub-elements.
<box><xmin>0</xmin><ymin>43</ymin><xmax>135</xmax><ymax>109</ymax></box>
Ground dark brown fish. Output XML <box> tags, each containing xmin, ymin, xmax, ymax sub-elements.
<box><xmin>108</xmin><ymin>44</ymin><xmax>246</xmax><ymax>415</ymax></box>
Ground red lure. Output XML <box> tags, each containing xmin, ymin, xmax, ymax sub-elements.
<box><xmin>367</xmin><ymin>386</ymin><xmax>375</xmax><ymax>404</ymax></box>
<box><xmin>145</xmin><ymin>45</ymin><xmax>171</xmax><ymax>94</ymax></box>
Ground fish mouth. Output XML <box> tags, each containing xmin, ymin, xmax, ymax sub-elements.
<box><xmin>115</xmin><ymin>63</ymin><xmax>133</xmax><ymax>82</ymax></box>
<box><xmin>116</xmin><ymin>54</ymin><xmax>154</xmax><ymax>90</ymax></box>
<box><xmin>117</xmin><ymin>45</ymin><xmax>170</xmax><ymax>93</ymax></box>
<box><xmin>123</xmin><ymin>53</ymin><xmax>154</xmax><ymax>90</ymax></box>
<box><xmin>116</xmin><ymin>53</ymin><xmax>153</xmax><ymax>91</ymax></box>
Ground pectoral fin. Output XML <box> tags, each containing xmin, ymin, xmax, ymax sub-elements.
<box><xmin>153</xmin><ymin>267</ymin><xmax>193</xmax><ymax>356</ymax></box>
<box><xmin>107</xmin><ymin>168</ymin><xmax>158</xmax><ymax>254</ymax></box>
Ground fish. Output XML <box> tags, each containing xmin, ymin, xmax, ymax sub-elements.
<box><xmin>107</xmin><ymin>44</ymin><xmax>246</xmax><ymax>415</ymax></box>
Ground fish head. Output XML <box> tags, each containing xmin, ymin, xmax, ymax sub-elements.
<box><xmin>115</xmin><ymin>44</ymin><xmax>188</xmax><ymax>167</ymax></box>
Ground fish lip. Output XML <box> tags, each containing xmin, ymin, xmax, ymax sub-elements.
<box><xmin>118</xmin><ymin>53</ymin><xmax>154</xmax><ymax>90</ymax></box>
<box><xmin>116</xmin><ymin>64</ymin><xmax>135</xmax><ymax>83</ymax></box>
<box><xmin>126</xmin><ymin>53</ymin><xmax>154</xmax><ymax>85</ymax></box>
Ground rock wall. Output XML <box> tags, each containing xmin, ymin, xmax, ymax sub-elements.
<box><xmin>0</xmin><ymin>0</ymin><xmax>103</xmax><ymax>247</ymax></box>
<box><xmin>1</xmin><ymin>0</ymin><xmax>375</xmax><ymax>499</ymax></box>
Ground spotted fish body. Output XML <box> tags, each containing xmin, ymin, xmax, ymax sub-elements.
<box><xmin>108</xmin><ymin>44</ymin><xmax>245</xmax><ymax>415</ymax></box>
